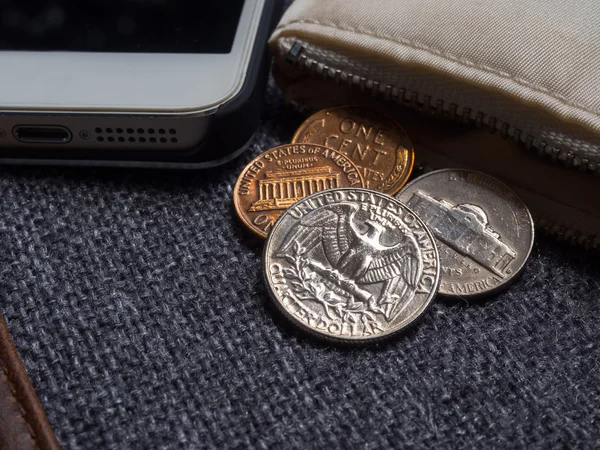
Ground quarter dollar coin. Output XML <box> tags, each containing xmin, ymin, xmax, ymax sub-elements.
<box><xmin>396</xmin><ymin>169</ymin><xmax>534</xmax><ymax>298</ymax></box>
<box><xmin>263</xmin><ymin>188</ymin><xmax>440</xmax><ymax>342</ymax></box>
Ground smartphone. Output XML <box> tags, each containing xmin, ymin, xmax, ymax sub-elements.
<box><xmin>0</xmin><ymin>0</ymin><xmax>279</xmax><ymax>168</ymax></box>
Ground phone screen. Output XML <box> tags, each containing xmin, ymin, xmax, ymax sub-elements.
<box><xmin>0</xmin><ymin>0</ymin><xmax>245</xmax><ymax>53</ymax></box>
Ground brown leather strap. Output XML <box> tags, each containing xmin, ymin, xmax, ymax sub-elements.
<box><xmin>0</xmin><ymin>314</ymin><xmax>60</xmax><ymax>450</ymax></box>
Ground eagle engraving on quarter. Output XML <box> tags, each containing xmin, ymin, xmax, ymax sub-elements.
<box><xmin>264</xmin><ymin>188</ymin><xmax>440</xmax><ymax>342</ymax></box>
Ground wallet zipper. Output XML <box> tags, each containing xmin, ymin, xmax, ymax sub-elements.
<box><xmin>284</xmin><ymin>42</ymin><xmax>599</xmax><ymax>176</ymax></box>
<box><xmin>279</xmin><ymin>41</ymin><xmax>599</xmax><ymax>249</ymax></box>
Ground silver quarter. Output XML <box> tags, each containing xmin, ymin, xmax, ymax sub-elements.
<box><xmin>263</xmin><ymin>188</ymin><xmax>440</xmax><ymax>342</ymax></box>
<box><xmin>396</xmin><ymin>169</ymin><xmax>534</xmax><ymax>298</ymax></box>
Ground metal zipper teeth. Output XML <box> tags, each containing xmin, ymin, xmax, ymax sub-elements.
<box><xmin>285</xmin><ymin>43</ymin><xmax>599</xmax><ymax>176</ymax></box>
<box><xmin>284</xmin><ymin>43</ymin><xmax>599</xmax><ymax>249</ymax></box>
<box><xmin>535</xmin><ymin>217</ymin><xmax>600</xmax><ymax>249</ymax></box>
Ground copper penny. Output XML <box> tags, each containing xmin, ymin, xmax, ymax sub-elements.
<box><xmin>292</xmin><ymin>106</ymin><xmax>415</xmax><ymax>195</ymax></box>
<box><xmin>233</xmin><ymin>143</ymin><xmax>365</xmax><ymax>238</ymax></box>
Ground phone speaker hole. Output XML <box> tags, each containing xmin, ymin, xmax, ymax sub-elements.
<box><xmin>94</xmin><ymin>126</ymin><xmax>178</xmax><ymax>144</ymax></box>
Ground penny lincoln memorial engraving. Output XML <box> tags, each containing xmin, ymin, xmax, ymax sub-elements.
<box><xmin>249</xmin><ymin>167</ymin><xmax>340</xmax><ymax>212</ymax></box>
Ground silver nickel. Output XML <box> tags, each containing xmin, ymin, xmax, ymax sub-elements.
<box><xmin>263</xmin><ymin>188</ymin><xmax>440</xmax><ymax>342</ymax></box>
<box><xmin>396</xmin><ymin>169</ymin><xmax>534</xmax><ymax>298</ymax></box>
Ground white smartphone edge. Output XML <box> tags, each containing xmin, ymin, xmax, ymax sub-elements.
<box><xmin>0</xmin><ymin>0</ymin><xmax>273</xmax><ymax>162</ymax></box>
<box><xmin>0</xmin><ymin>0</ymin><xmax>266</xmax><ymax>116</ymax></box>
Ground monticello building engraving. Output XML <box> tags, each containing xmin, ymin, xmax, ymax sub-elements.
<box><xmin>249</xmin><ymin>167</ymin><xmax>340</xmax><ymax>212</ymax></box>
<box><xmin>407</xmin><ymin>192</ymin><xmax>516</xmax><ymax>277</ymax></box>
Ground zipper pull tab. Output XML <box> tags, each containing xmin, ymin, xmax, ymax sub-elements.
<box><xmin>286</xmin><ymin>42</ymin><xmax>304</xmax><ymax>66</ymax></box>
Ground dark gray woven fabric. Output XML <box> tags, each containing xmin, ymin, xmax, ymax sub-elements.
<box><xmin>0</xmin><ymin>76</ymin><xmax>599</xmax><ymax>449</ymax></box>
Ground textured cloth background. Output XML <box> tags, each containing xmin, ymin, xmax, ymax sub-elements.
<box><xmin>0</xmin><ymin>78</ymin><xmax>599</xmax><ymax>448</ymax></box>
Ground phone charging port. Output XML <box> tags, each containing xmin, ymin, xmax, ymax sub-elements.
<box><xmin>13</xmin><ymin>125</ymin><xmax>72</xmax><ymax>144</ymax></box>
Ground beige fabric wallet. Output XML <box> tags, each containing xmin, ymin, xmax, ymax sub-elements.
<box><xmin>270</xmin><ymin>0</ymin><xmax>600</xmax><ymax>249</ymax></box>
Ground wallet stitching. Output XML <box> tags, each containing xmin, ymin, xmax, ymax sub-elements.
<box><xmin>0</xmin><ymin>363</ymin><xmax>39</xmax><ymax>449</ymax></box>
<box><xmin>277</xmin><ymin>19</ymin><xmax>600</xmax><ymax>117</ymax></box>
